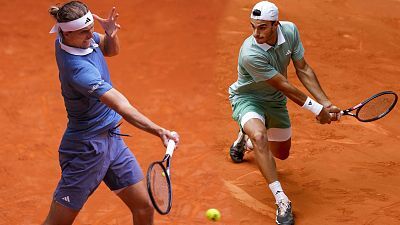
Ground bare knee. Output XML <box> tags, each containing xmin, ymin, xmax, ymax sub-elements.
<box><xmin>130</xmin><ymin>200</ymin><xmax>154</xmax><ymax>225</ymax></box>
<box><xmin>250</xmin><ymin>131</ymin><xmax>268</xmax><ymax>153</ymax></box>
<box><xmin>131</xmin><ymin>200</ymin><xmax>154</xmax><ymax>216</ymax></box>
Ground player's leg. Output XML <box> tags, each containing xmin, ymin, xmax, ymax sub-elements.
<box><xmin>267</xmin><ymin>127</ymin><xmax>292</xmax><ymax>160</ymax></box>
<box><xmin>243</xmin><ymin>117</ymin><xmax>278</xmax><ymax>182</ymax></box>
<box><xmin>42</xmin><ymin>201</ymin><xmax>79</xmax><ymax>225</ymax></box>
<box><xmin>229</xmin><ymin>100</ymin><xmax>264</xmax><ymax>163</ymax></box>
<box><xmin>264</xmin><ymin>100</ymin><xmax>292</xmax><ymax>161</ymax></box>
<box><xmin>115</xmin><ymin>181</ymin><xmax>154</xmax><ymax>225</ymax></box>
<box><xmin>246</xmin><ymin>132</ymin><xmax>291</xmax><ymax>160</ymax></box>
<box><xmin>104</xmin><ymin>135</ymin><xmax>153</xmax><ymax>225</ymax></box>
<box><xmin>243</xmin><ymin>118</ymin><xmax>293</xmax><ymax>225</ymax></box>
<box><xmin>263</xmin><ymin>101</ymin><xmax>294</xmax><ymax>225</ymax></box>
<box><xmin>269</xmin><ymin>139</ymin><xmax>291</xmax><ymax>160</ymax></box>
<box><xmin>43</xmin><ymin>135</ymin><xmax>112</xmax><ymax>225</ymax></box>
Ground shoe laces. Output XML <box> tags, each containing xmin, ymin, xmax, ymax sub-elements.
<box><xmin>276</xmin><ymin>200</ymin><xmax>291</xmax><ymax>216</ymax></box>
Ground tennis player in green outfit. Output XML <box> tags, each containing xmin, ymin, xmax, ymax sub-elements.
<box><xmin>228</xmin><ymin>1</ymin><xmax>340</xmax><ymax>224</ymax></box>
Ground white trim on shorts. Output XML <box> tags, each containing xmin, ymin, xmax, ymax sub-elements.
<box><xmin>266</xmin><ymin>128</ymin><xmax>292</xmax><ymax>142</ymax></box>
<box><xmin>241</xmin><ymin>112</ymin><xmax>265</xmax><ymax>128</ymax></box>
<box><xmin>240</xmin><ymin>111</ymin><xmax>292</xmax><ymax>142</ymax></box>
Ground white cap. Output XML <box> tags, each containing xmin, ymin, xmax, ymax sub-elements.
<box><xmin>250</xmin><ymin>1</ymin><xmax>279</xmax><ymax>21</ymax></box>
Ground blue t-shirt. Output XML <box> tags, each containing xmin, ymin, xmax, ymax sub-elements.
<box><xmin>55</xmin><ymin>32</ymin><xmax>122</xmax><ymax>140</ymax></box>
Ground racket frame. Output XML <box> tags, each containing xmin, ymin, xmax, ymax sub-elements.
<box><xmin>342</xmin><ymin>91</ymin><xmax>398</xmax><ymax>122</ymax></box>
<box><xmin>146</xmin><ymin>158</ymin><xmax>172</xmax><ymax>215</ymax></box>
<box><xmin>146</xmin><ymin>138</ymin><xmax>176</xmax><ymax>215</ymax></box>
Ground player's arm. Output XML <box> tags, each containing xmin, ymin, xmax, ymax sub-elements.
<box><xmin>293</xmin><ymin>57</ymin><xmax>331</xmax><ymax>107</ymax></box>
<box><xmin>98</xmin><ymin>33</ymin><xmax>119</xmax><ymax>57</ymax></box>
<box><xmin>267</xmin><ymin>73</ymin><xmax>307</xmax><ymax>105</ymax></box>
<box><xmin>266</xmin><ymin>73</ymin><xmax>332</xmax><ymax>124</ymax></box>
<box><xmin>93</xmin><ymin>7</ymin><xmax>120</xmax><ymax>57</ymax></box>
<box><xmin>293</xmin><ymin>57</ymin><xmax>341</xmax><ymax>119</ymax></box>
<box><xmin>100</xmin><ymin>88</ymin><xmax>178</xmax><ymax>146</ymax></box>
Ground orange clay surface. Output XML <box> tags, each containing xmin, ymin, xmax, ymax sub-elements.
<box><xmin>1</xmin><ymin>0</ymin><xmax>400</xmax><ymax>224</ymax></box>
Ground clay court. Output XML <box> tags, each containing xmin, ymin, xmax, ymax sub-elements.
<box><xmin>1</xmin><ymin>0</ymin><xmax>400</xmax><ymax>224</ymax></box>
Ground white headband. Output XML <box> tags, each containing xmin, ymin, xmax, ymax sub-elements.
<box><xmin>50</xmin><ymin>11</ymin><xmax>94</xmax><ymax>33</ymax></box>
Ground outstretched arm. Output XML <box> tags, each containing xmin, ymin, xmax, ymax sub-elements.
<box><xmin>100</xmin><ymin>88</ymin><xmax>178</xmax><ymax>146</ymax></box>
<box><xmin>293</xmin><ymin>58</ymin><xmax>331</xmax><ymax>107</ymax></box>
<box><xmin>293</xmin><ymin>58</ymin><xmax>341</xmax><ymax>119</ymax></box>
<box><xmin>266</xmin><ymin>73</ymin><xmax>333</xmax><ymax>124</ymax></box>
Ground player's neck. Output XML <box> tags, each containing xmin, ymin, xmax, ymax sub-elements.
<box><xmin>266</xmin><ymin>33</ymin><xmax>278</xmax><ymax>46</ymax></box>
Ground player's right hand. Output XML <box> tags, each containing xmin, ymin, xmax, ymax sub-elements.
<box><xmin>159</xmin><ymin>129</ymin><xmax>180</xmax><ymax>148</ymax></box>
<box><xmin>316</xmin><ymin>107</ymin><xmax>332</xmax><ymax>124</ymax></box>
<box><xmin>327</xmin><ymin>105</ymin><xmax>341</xmax><ymax>121</ymax></box>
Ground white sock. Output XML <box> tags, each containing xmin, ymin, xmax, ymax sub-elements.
<box><xmin>269</xmin><ymin>181</ymin><xmax>289</xmax><ymax>203</ymax></box>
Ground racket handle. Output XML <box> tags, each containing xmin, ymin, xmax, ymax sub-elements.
<box><xmin>329</xmin><ymin>111</ymin><xmax>344</xmax><ymax>115</ymax></box>
<box><xmin>166</xmin><ymin>131</ymin><xmax>178</xmax><ymax>156</ymax></box>
<box><xmin>329</xmin><ymin>111</ymin><xmax>344</xmax><ymax>120</ymax></box>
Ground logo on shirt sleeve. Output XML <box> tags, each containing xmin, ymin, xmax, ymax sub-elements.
<box><xmin>88</xmin><ymin>80</ymin><xmax>104</xmax><ymax>94</ymax></box>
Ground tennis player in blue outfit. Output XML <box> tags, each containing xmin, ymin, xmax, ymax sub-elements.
<box><xmin>43</xmin><ymin>1</ymin><xmax>179</xmax><ymax>225</ymax></box>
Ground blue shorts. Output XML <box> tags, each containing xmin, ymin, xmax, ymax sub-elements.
<box><xmin>53</xmin><ymin>129</ymin><xmax>143</xmax><ymax>210</ymax></box>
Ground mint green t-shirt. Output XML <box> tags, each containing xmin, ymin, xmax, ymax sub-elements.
<box><xmin>229</xmin><ymin>21</ymin><xmax>304</xmax><ymax>104</ymax></box>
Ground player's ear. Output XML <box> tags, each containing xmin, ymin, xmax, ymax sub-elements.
<box><xmin>63</xmin><ymin>31</ymin><xmax>72</xmax><ymax>38</ymax></box>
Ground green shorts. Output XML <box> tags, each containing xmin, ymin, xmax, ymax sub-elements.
<box><xmin>231</xmin><ymin>98</ymin><xmax>291</xmax><ymax>129</ymax></box>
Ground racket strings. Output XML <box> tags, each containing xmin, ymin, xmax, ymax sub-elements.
<box><xmin>150</xmin><ymin>164</ymin><xmax>170</xmax><ymax>211</ymax></box>
<box><xmin>357</xmin><ymin>94</ymin><xmax>396</xmax><ymax>120</ymax></box>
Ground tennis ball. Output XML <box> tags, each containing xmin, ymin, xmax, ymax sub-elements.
<box><xmin>162</xmin><ymin>172</ymin><xmax>166</xmax><ymax>177</ymax></box>
<box><xmin>205</xmin><ymin>208</ymin><xmax>221</xmax><ymax>221</ymax></box>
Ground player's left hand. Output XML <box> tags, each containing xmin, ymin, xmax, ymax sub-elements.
<box><xmin>93</xmin><ymin>7</ymin><xmax>121</xmax><ymax>37</ymax></box>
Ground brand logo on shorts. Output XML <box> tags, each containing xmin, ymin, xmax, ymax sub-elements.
<box><xmin>62</xmin><ymin>196</ymin><xmax>71</xmax><ymax>203</ymax></box>
<box><xmin>285</xmin><ymin>50</ymin><xmax>291</xmax><ymax>56</ymax></box>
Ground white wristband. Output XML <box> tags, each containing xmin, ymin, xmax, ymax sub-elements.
<box><xmin>302</xmin><ymin>97</ymin><xmax>323</xmax><ymax>116</ymax></box>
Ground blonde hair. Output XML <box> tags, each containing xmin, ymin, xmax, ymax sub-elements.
<box><xmin>49</xmin><ymin>1</ymin><xmax>88</xmax><ymax>23</ymax></box>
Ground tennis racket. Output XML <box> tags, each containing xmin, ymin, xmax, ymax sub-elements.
<box><xmin>334</xmin><ymin>91</ymin><xmax>398</xmax><ymax>122</ymax></box>
<box><xmin>146</xmin><ymin>132</ymin><xmax>177</xmax><ymax>215</ymax></box>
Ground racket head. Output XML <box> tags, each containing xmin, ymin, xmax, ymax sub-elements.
<box><xmin>354</xmin><ymin>91</ymin><xmax>398</xmax><ymax>122</ymax></box>
<box><xmin>146</xmin><ymin>161</ymin><xmax>172</xmax><ymax>215</ymax></box>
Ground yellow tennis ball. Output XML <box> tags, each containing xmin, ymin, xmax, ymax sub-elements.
<box><xmin>205</xmin><ymin>208</ymin><xmax>221</xmax><ymax>221</ymax></box>
<box><xmin>162</xmin><ymin>172</ymin><xmax>166</xmax><ymax>177</ymax></box>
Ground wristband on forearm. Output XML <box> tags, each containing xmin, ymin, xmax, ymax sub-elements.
<box><xmin>302</xmin><ymin>97</ymin><xmax>323</xmax><ymax>116</ymax></box>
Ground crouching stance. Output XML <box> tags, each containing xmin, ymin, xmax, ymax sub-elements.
<box><xmin>228</xmin><ymin>1</ymin><xmax>340</xmax><ymax>224</ymax></box>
